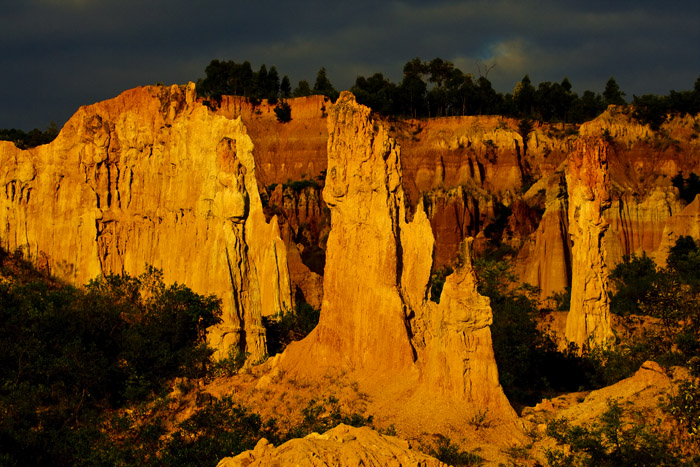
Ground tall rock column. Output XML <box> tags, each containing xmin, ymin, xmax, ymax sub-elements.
<box><xmin>279</xmin><ymin>92</ymin><xmax>516</xmax><ymax>429</ymax></box>
<box><xmin>565</xmin><ymin>138</ymin><xmax>614</xmax><ymax>348</ymax></box>
<box><xmin>280</xmin><ymin>91</ymin><xmax>418</xmax><ymax>375</ymax></box>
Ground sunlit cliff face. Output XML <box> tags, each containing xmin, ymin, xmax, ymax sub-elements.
<box><xmin>0</xmin><ymin>83</ymin><xmax>292</xmax><ymax>362</ymax></box>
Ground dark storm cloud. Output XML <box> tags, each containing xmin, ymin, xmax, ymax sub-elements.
<box><xmin>1</xmin><ymin>0</ymin><xmax>698</xmax><ymax>130</ymax></box>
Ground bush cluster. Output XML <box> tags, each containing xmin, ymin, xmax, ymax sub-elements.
<box><xmin>0</xmin><ymin>261</ymin><xmax>220</xmax><ymax>465</ymax></box>
<box><xmin>546</xmin><ymin>400</ymin><xmax>693</xmax><ymax>466</ymax></box>
<box><xmin>474</xmin><ymin>258</ymin><xmax>598</xmax><ymax>409</ymax></box>
<box><xmin>196</xmin><ymin>57</ymin><xmax>700</xmax><ymax>127</ymax></box>
<box><xmin>263</xmin><ymin>301</ymin><xmax>320</xmax><ymax>356</ymax></box>
<box><xmin>0</xmin><ymin>123</ymin><xmax>59</xmax><ymax>149</ymax></box>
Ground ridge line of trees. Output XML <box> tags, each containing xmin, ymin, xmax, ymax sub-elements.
<box><xmin>4</xmin><ymin>59</ymin><xmax>698</xmax><ymax>149</ymax></box>
<box><xmin>195</xmin><ymin>57</ymin><xmax>700</xmax><ymax>127</ymax></box>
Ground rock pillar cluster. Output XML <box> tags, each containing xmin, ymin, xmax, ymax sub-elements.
<box><xmin>279</xmin><ymin>92</ymin><xmax>515</xmax><ymax>423</ymax></box>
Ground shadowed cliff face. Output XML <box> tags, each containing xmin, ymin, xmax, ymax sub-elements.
<box><xmin>0</xmin><ymin>83</ymin><xmax>292</xmax><ymax>361</ymax></box>
<box><xmin>277</xmin><ymin>92</ymin><xmax>517</xmax><ymax>431</ymax></box>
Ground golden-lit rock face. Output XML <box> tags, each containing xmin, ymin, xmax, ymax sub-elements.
<box><xmin>278</xmin><ymin>92</ymin><xmax>516</xmax><ymax>428</ymax></box>
<box><xmin>216</xmin><ymin>424</ymin><xmax>446</xmax><ymax>467</ymax></box>
<box><xmin>565</xmin><ymin>138</ymin><xmax>615</xmax><ymax>348</ymax></box>
<box><xmin>0</xmin><ymin>83</ymin><xmax>292</xmax><ymax>361</ymax></box>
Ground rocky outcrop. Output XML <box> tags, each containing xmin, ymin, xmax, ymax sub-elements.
<box><xmin>0</xmin><ymin>83</ymin><xmax>292</xmax><ymax>361</ymax></box>
<box><xmin>417</xmin><ymin>238</ymin><xmax>508</xmax><ymax>406</ymax></box>
<box><xmin>557</xmin><ymin>361</ymin><xmax>680</xmax><ymax>425</ymax></box>
<box><xmin>280</xmin><ymin>91</ymin><xmax>420</xmax><ymax>376</ymax></box>
<box><xmin>565</xmin><ymin>138</ymin><xmax>614</xmax><ymax>348</ymax></box>
<box><xmin>516</xmin><ymin>172</ymin><xmax>571</xmax><ymax>301</ymax></box>
<box><xmin>655</xmin><ymin>194</ymin><xmax>700</xmax><ymax>266</ymax></box>
<box><xmin>278</xmin><ymin>92</ymin><xmax>516</xmax><ymax>430</ymax></box>
<box><xmin>204</xmin><ymin>99</ymin><xmax>700</xmax><ymax>297</ymax></box>
<box><xmin>216</xmin><ymin>424</ymin><xmax>446</xmax><ymax>467</ymax></box>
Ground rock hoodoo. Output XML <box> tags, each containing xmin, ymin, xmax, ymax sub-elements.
<box><xmin>278</xmin><ymin>92</ymin><xmax>516</xmax><ymax>428</ymax></box>
<box><xmin>0</xmin><ymin>83</ymin><xmax>292</xmax><ymax>361</ymax></box>
<box><xmin>565</xmin><ymin>138</ymin><xmax>615</xmax><ymax>348</ymax></box>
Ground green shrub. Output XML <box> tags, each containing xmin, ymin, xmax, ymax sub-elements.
<box><xmin>475</xmin><ymin>259</ymin><xmax>595</xmax><ymax>408</ymax></box>
<box><xmin>0</xmin><ymin>262</ymin><xmax>221</xmax><ymax>466</ymax></box>
<box><xmin>282</xmin><ymin>178</ymin><xmax>320</xmax><ymax>192</ymax></box>
<box><xmin>209</xmin><ymin>347</ymin><xmax>248</xmax><ymax>377</ymax></box>
<box><xmin>548</xmin><ymin>286</ymin><xmax>571</xmax><ymax>311</ymax></box>
<box><xmin>667</xmin><ymin>236</ymin><xmax>700</xmax><ymax>291</ymax></box>
<box><xmin>672</xmin><ymin>173</ymin><xmax>700</xmax><ymax>204</ymax></box>
<box><xmin>274</xmin><ymin>101</ymin><xmax>292</xmax><ymax>122</ymax></box>
<box><xmin>609</xmin><ymin>253</ymin><xmax>661</xmax><ymax>316</ymax></box>
<box><xmin>545</xmin><ymin>400</ymin><xmax>687</xmax><ymax>466</ymax></box>
<box><xmin>287</xmin><ymin>396</ymin><xmax>373</xmax><ymax>438</ymax></box>
<box><xmin>666</xmin><ymin>379</ymin><xmax>700</xmax><ymax>442</ymax></box>
<box><xmin>263</xmin><ymin>301</ymin><xmax>320</xmax><ymax>356</ymax></box>
<box><xmin>428</xmin><ymin>266</ymin><xmax>453</xmax><ymax>303</ymax></box>
<box><xmin>427</xmin><ymin>437</ymin><xmax>484</xmax><ymax>466</ymax></box>
<box><xmin>161</xmin><ymin>396</ymin><xmax>278</xmax><ymax>466</ymax></box>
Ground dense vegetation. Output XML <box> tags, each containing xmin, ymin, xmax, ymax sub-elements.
<box><xmin>2</xmin><ymin>236</ymin><xmax>700</xmax><ymax>464</ymax></box>
<box><xmin>5</xmin><ymin>58</ymin><xmax>699</xmax><ymax>148</ymax></box>
<box><xmin>0</xmin><ymin>248</ymin><xmax>334</xmax><ymax>465</ymax></box>
<box><xmin>196</xmin><ymin>60</ymin><xmax>338</xmax><ymax>103</ymax></box>
<box><xmin>473</xmin><ymin>237</ymin><xmax>700</xmax><ymax>464</ymax></box>
<box><xmin>0</xmin><ymin>251</ymin><xmax>221</xmax><ymax>465</ymax></box>
<box><xmin>472</xmin><ymin>235</ymin><xmax>700</xmax><ymax>421</ymax></box>
<box><xmin>545</xmin><ymin>400</ymin><xmax>695</xmax><ymax>466</ymax></box>
<box><xmin>672</xmin><ymin>172</ymin><xmax>700</xmax><ymax>204</ymax></box>
<box><xmin>0</xmin><ymin>123</ymin><xmax>59</xmax><ymax>149</ymax></box>
<box><xmin>474</xmin><ymin>257</ymin><xmax>597</xmax><ymax>409</ymax></box>
<box><xmin>263</xmin><ymin>301</ymin><xmax>321</xmax><ymax>356</ymax></box>
<box><xmin>196</xmin><ymin>57</ymin><xmax>700</xmax><ymax>126</ymax></box>
<box><xmin>607</xmin><ymin>236</ymin><xmax>700</xmax><ymax>376</ymax></box>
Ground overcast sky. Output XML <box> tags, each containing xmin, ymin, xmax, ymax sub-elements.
<box><xmin>2</xmin><ymin>0</ymin><xmax>699</xmax><ymax>130</ymax></box>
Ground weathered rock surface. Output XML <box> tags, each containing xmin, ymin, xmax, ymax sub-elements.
<box><xmin>520</xmin><ymin>360</ymin><xmax>689</xmax><ymax>465</ymax></box>
<box><xmin>216</xmin><ymin>424</ymin><xmax>446</xmax><ymax>467</ymax></box>
<box><xmin>280</xmin><ymin>92</ymin><xmax>421</xmax><ymax>376</ymax></box>
<box><xmin>221</xmin><ymin>100</ymin><xmax>700</xmax><ymax>303</ymax></box>
<box><xmin>603</xmin><ymin>188</ymin><xmax>682</xmax><ymax>267</ymax></box>
<box><xmin>0</xmin><ymin>83</ymin><xmax>292</xmax><ymax>361</ymax></box>
<box><xmin>214</xmin><ymin>95</ymin><xmax>330</xmax><ymax>187</ymax></box>
<box><xmin>565</xmin><ymin>138</ymin><xmax>614</xmax><ymax>348</ymax></box>
<box><xmin>391</xmin><ymin>116</ymin><xmax>527</xmax><ymax>201</ymax></box>
<box><xmin>655</xmin><ymin>194</ymin><xmax>700</xmax><ymax>266</ymax></box>
<box><xmin>422</xmin><ymin>185</ymin><xmax>495</xmax><ymax>268</ymax></box>
<box><xmin>263</xmin><ymin>183</ymin><xmax>328</xmax><ymax>307</ymax></box>
<box><xmin>278</xmin><ymin>92</ymin><xmax>517</xmax><ymax>431</ymax></box>
<box><xmin>516</xmin><ymin>172</ymin><xmax>571</xmax><ymax>302</ymax></box>
<box><xmin>557</xmin><ymin>361</ymin><xmax>677</xmax><ymax>425</ymax></box>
